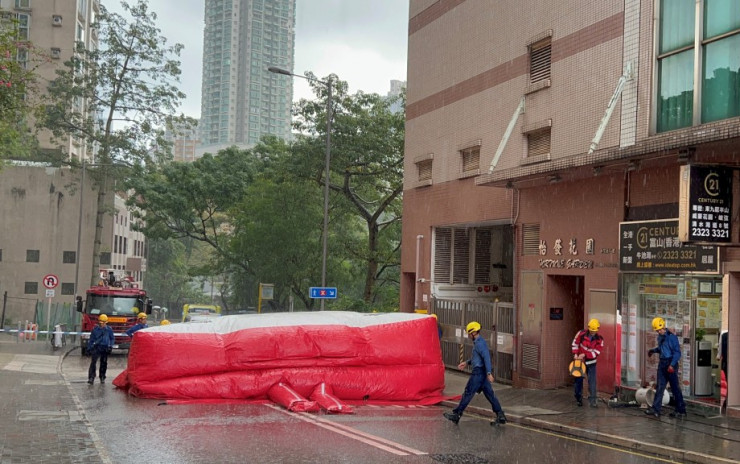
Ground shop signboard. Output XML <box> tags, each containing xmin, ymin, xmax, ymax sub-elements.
<box><xmin>619</xmin><ymin>219</ymin><xmax>719</xmax><ymax>273</ymax></box>
<box><xmin>678</xmin><ymin>164</ymin><xmax>733</xmax><ymax>243</ymax></box>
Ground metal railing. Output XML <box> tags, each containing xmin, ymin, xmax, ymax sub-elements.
<box><xmin>433</xmin><ymin>297</ymin><xmax>515</xmax><ymax>384</ymax></box>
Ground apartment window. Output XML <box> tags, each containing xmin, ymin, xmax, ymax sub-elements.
<box><xmin>0</xmin><ymin>249</ymin><xmax>2</xmax><ymax>261</ymax></box>
<box><xmin>460</xmin><ymin>145</ymin><xmax>480</xmax><ymax>176</ymax></box>
<box><xmin>417</xmin><ymin>159</ymin><xmax>432</xmax><ymax>182</ymax></box>
<box><xmin>61</xmin><ymin>283</ymin><xmax>75</xmax><ymax>295</ymax></box>
<box><xmin>26</xmin><ymin>249</ymin><xmax>39</xmax><ymax>262</ymax></box>
<box><xmin>100</xmin><ymin>252</ymin><xmax>111</xmax><ymax>265</ymax></box>
<box><xmin>24</xmin><ymin>282</ymin><xmax>38</xmax><ymax>294</ymax></box>
<box><xmin>434</xmin><ymin>227</ymin><xmax>504</xmax><ymax>285</ymax></box>
<box><xmin>529</xmin><ymin>37</ymin><xmax>551</xmax><ymax>84</ymax></box>
<box><xmin>657</xmin><ymin>0</ymin><xmax>740</xmax><ymax>132</ymax></box>
<box><xmin>15</xmin><ymin>0</ymin><xmax>31</xmax><ymax>9</ymax></box>
<box><xmin>62</xmin><ymin>251</ymin><xmax>76</xmax><ymax>264</ymax></box>
<box><xmin>15</xmin><ymin>13</ymin><xmax>29</xmax><ymax>40</ymax></box>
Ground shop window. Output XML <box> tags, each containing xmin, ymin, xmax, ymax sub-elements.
<box><xmin>657</xmin><ymin>0</ymin><xmax>740</xmax><ymax>132</ymax></box>
<box><xmin>619</xmin><ymin>274</ymin><xmax>723</xmax><ymax>398</ymax></box>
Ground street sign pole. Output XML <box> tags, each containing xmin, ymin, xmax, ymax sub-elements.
<box><xmin>42</xmin><ymin>274</ymin><xmax>59</xmax><ymax>342</ymax></box>
<box><xmin>46</xmin><ymin>296</ymin><xmax>52</xmax><ymax>342</ymax></box>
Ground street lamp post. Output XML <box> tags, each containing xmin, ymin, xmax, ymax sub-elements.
<box><xmin>268</xmin><ymin>66</ymin><xmax>331</xmax><ymax>311</ymax></box>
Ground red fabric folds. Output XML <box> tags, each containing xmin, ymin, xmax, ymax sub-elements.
<box><xmin>268</xmin><ymin>382</ymin><xmax>320</xmax><ymax>412</ymax></box>
<box><xmin>310</xmin><ymin>382</ymin><xmax>353</xmax><ymax>414</ymax></box>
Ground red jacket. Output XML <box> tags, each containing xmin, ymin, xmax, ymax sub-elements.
<box><xmin>571</xmin><ymin>329</ymin><xmax>604</xmax><ymax>365</ymax></box>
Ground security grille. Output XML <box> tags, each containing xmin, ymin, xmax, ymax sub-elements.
<box><xmin>474</xmin><ymin>229</ymin><xmax>491</xmax><ymax>284</ymax></box>
<box><xmin>452</xmin><ymin>229</ymin><xmax>470</xmax><ymax>284</ymax></box>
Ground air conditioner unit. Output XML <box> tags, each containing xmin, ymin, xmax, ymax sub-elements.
<box><xmin>52</xmin><ymin>15</ymin><xmax>63</xmax><ymax>26</ymax></box>
<box><xmin>50</xmin><ymin>48</ymin><xmax>61</xmax><ymax>59</ymax></box>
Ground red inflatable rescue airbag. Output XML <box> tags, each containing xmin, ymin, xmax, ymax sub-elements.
<box><xmin>268</xmin><ymin>382</ymin><xmax>320</xmax><ymax>412</ymax></box>
<box><xmin>310</xmin><ymin>382</ymin><xmax>353</xmax><ymax>414</ymax></box>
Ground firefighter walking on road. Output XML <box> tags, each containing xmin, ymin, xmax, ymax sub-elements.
<box><xmin>443</xmin><ymin>321</ymin><xmax>507</xmax><ymax>426</ymax></box>
<box><xmin>572</xmin><ymin>318</ymin><xmax>604</xmax><ymax>408</ymax></box>
<box><xmin>87</xmin><ymin>314</ymin><xmax>115</xmax><ymax>384</ymax></box>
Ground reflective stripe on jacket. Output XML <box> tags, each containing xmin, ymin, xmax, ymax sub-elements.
<box><xmin>571</xmin><ymin>329</ymin><xmax>603</xmax><ymax>365</ymax></box>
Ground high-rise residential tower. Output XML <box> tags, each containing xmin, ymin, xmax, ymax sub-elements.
<box><xmin>199</xmin><ymin>0</ymin><xmax>295</xmax><ymax>154</ymax></box>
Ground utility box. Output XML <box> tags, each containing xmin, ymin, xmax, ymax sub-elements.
<box><xmin>695</xmin><ymin>340</ymin><xmax>713</xmax><ymax>396</ymax></box>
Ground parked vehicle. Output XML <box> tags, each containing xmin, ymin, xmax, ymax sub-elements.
<box><xmin>76</xmin><ymin>271</ymin><xmax>152</xmax><ymax>355</ymax></box>
<box><xmin>182</xmin><ymin>304</ymin><xmax>222</xmax><ymax>323</ymax></box>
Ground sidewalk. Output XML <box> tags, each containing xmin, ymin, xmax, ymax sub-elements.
<box><xmin>0</xmin><ymin>338</ymin><xmax>105</xmax><ymax>464</ymax></box>
<box><xmin>442</xmin><ymin>369</ymin><xmax>740</xmax><ymax>464</ymax></box>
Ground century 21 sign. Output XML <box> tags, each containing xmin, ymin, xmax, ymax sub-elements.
<box><xmin>678</xmin><ymin>165</ymin><xmax>733</xmax><ymax>243</ymax></box>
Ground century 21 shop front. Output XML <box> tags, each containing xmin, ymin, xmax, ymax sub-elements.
<box><xmin>619</xmin><ymin>218</ymin><xmax>724</xmax><ymax>403</ymax></box>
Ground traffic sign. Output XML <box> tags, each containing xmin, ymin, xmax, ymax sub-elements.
<box><xmin>309</xmin><ymin>287</ymin><xmax>338</xmax><ymax>299</ymax></box>
<box><xmin>42</xmin><ymin>274</ymin><xmax>59</xmax><ymax>289</ymax></box>
<box><xmin>45</xmin><ymin>289</ymin><xmax>55</xmax><ymax>298</ymax></box>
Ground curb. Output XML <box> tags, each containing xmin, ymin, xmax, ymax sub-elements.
<box><xmin>443</xmin><ymin>401</ymin><xmax>736</xmax><ymax>464</ymax></box>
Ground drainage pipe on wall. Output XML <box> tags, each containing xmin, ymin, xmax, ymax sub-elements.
<box><xmin>415</xmin><ymin>235</ymin><xmax>424</xmax><ymax>310</ymax></box>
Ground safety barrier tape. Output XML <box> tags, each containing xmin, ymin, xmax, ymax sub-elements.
<box><xmin>0</xmin><ymin>328</ymin><xmax>132</xmax><ymax>336</ymax></box>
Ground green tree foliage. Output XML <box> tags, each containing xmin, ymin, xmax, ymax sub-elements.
<box><xmin>144</xmin><ymin>238</ymin><xmax>203</xmax><ymax>318</ymax></box>
<box><xmin>293</xmin><ymin>74</ymin><xmax>404</xmax><ymax>308</ymax></box>
<box><xmin>0</xmin><ymin>12</ymin><xmax>43</xmax><ymax>160</ymax></box>
<box><xmin>41</xmin><ymin>0</ymin><xmax>193</xmax><ymax>285</ymax></box>
<box><xmin>126</xmin><ymin>147</ymin><xmax>256</xmax><ymax>272</ymax></box>
<box><xmin>128</xmin><ymin>79</ymin><xmax>404</xmax><ymax>312</ymax></box>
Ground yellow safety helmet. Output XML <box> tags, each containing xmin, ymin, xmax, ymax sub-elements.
<box><xmin>466</xmin><ymin>321</ymin><xmax>481</xmax><ymax>334</ymax></box>
<box><xmin>160</xmin><ymin>319</ymin><xmax>170</xmax><ymax>325</ymax></box>
<box><xmin>588</xmin><ymin>318</ymin><xmax>600</xmax><ymax>332</ymax></box>
<box><xmin>652</xmin><ymin>317</ymin><xmax>666</xmax><ymax>331</ymax></box>
<box><xmin>137</xmin><ymin>312</ymin><xmax>147</xmax><ymax>320</ymax></box>
<box><xmin>98</xmin><ymin>314</ymin><xmax>108</xmax><ymax>322</ymax></box>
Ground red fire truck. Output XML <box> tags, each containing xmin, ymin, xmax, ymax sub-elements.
<box><xmin>76</xmin><ymin>271</ymin><xmax>152</xmax><ymax>355</ymax></box>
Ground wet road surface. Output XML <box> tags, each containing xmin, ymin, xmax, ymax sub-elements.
<box><xmin>63</xmin><ymin>351</ymin><xmax>675</xmax><ymax>464</ymax></box>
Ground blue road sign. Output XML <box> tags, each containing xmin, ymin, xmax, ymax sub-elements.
<box><xmin>309</xmin><ymin>287</ymin><xmax>338</xmax><ymax>299</ymax></box>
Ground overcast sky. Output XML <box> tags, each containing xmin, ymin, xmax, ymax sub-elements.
<box><xmin>132</xmin><ymin>0</ymin><xmax>410</xmax><ymax>118</ymax></box>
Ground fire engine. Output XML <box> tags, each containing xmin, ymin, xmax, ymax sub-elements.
<box><xmin>76</xmin><ymin>271</ymin><xmax>152</xmax><ymax>355</ymax></box>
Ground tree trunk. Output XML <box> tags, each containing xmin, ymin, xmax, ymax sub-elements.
<box><xmin>364</xmin><ymin>221</ymin><xmax>379</xmax><ymax>303</ymax></box>
<box><xmin>88</xmin><ymin>178</ymin><xmax>108</xmax><ymax>287</ymax></box>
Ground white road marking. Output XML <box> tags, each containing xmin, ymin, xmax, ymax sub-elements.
<box><xmin>266</xmin><ymin>404</ymin><xmax>427</xmax><ymax>456</ymax></box>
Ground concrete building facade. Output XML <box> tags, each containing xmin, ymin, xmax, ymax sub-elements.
<box><xmin>402</xmin><ymin>0</ymin><xmax>740</xmax><ymax>416</ymax></box>
<box><xmin>0</xmin><ymin>0</ymin><xmax>146</xmax><ymax>311</ymax></box>
<box><xmin>198</xmin><ymin>0</ymin><xmax>295</xmax><ymax>153</ymax></box>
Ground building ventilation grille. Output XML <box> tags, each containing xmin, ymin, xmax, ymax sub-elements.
<box><xmin>522</xmin><ymin>343</ymin><xmax>540</xmax><ymax>371</ymax></box>
<box><xmin>522</xmin><ymin>223</ymin><xmax>541</xmax><ymax>255</ymax></box>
